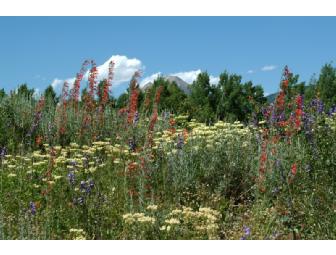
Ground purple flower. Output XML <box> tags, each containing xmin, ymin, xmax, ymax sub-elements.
<box><xmin>244</xmin><ymin>226</ymin><xmax>251</xmax><ymax>236</ymax></box>
<box><xmin>29</xmin><ymin>201</ymin><xmax>36</xmax><ymax>216</ymax></box>
<box><xmin>79</xmin><ymin>179</ymin><xmax>95</xmax><ymax>194</ymax></box>
<box><xmin>128</xmin><ymin>138</ymin><xmax>136</xmax><ymax>152</ymax></box>
<box><xmin>67</xmin><ymin>171</ymin><xmax>75</xmax><ymax>185</ymax></box>
<box><xmin>0</xmin><ymin>146</ymin><xmax>7</xmax><ymax>159</ymax></box>
<box><xmin>240</xmin><ymin>225</ymin><xmax>251</xmax><ymax>240</ymax></box>
<box><xmin>310</xmin><ymin>98</ymin><xmax>324</xmax><ymax>114</ymax></box>
<box><xmin>328</xmin><ymin>105</ymin><xmax>336</xmax><ymax>116</ymax></box>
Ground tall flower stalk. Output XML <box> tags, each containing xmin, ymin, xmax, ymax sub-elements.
<box><xmin>127</xmin><ymin>71</ymin><xmax>141</xmax><ymax>125</ymax></box>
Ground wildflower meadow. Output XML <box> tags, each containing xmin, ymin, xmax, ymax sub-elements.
<box><xmin>0</xmin><ymin>61</ymin><xmax>335</xmax><ymax>240</ymax></box>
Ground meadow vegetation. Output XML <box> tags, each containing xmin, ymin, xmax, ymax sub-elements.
<box><xmin>0</xmin><ymin>61</ymin><xmax>335</xmax><ymax>239</ymax></box>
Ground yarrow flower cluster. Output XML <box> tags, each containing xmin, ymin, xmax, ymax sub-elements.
<box><xmin>69</xmin><ymin>228</ymin><xmax>86</xmax><ymax>240</ymax></box>
<box><xmin>122</xmin><ymin>213</ymin><xmax>156</xmax><ymax>225</ymax></box>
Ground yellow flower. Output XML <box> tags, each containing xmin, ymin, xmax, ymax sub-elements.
<box><xmin>7</xmin><ymin>173</ymin><xmax>17</xmax><ymax>178</ymax></box>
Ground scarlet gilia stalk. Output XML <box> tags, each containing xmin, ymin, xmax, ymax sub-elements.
<box><xmin>148</xmin><ymin>107</ymin><xmax>158</xmax><ymax>132</ymax></box>
<box><xmin>98</xmin><ymin>61</ymin><xmax>115</xmax><ymax>126</ymax></box>
<box><xmin>294</xmin><ymin>95</ymin><xmax>303</xmax><ymax>131</ymax></box>
<box><xmin>82</xmin><ymin>61</ymin><xmax>98</xmax><ymax>131</ymax></box>
<box><xmin>71</xmin><ymin>60</ymin><xmax>91</xmax><ymax>111</ymax></box>
<box><xmin>147</xmin><ymin>85</ymin><xmax>164</xmax><ymax>147</ymax></box>
<box><xmin>143</xmin><ymin>87</ymin><xmax>152</xmax><ymax>112</ymax></box>
<box><xmin>127</xmin><ymin>71</ymin><xmax>141</xmax><ymax>125</ymax></box>
<box><xmin>101</xmin><ymin>61</ymin><xmax>115</xmax><ymax>107</ymax></box>
<box><xmin>87</xmin><ymin>60</ymin><xmax>98</xmax><ymax>110</ymax></box>
<box><xmin>83</xmin><ymin>64</ymin><xmax>97</xmax><ymax>114</ymax></box>
<box><xmin>273</xmin><ymin>65</ymin><xmax>293</xmax><ymax>129</ymax></box>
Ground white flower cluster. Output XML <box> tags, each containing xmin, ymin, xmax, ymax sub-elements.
<box><xmin>69</xmin><ymin>228</ymin><xmax>86</xmax><ymax>240</ymax></box>
<box><xmin>122</xmin><ymin>213</ymin><xmax>156</xmax><ymax>225</ymax></box>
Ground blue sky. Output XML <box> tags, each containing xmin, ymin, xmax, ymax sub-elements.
<box><xmin>0</xmin><ymin>17</ymin><xmax>335</xmax><ymax>97</ymax></box>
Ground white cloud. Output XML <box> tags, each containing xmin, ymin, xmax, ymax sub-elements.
<box><xmin>51</xmin><ymin>78</ymin><xmax>76</xmax><ymax>91</ymax></box>
<box><xmin>247</xmin><ymin>70</ymin><xmax>255</xmax><ymax>74</ymax></box>
<box><xmin>170</xmin><ymin>69</ymin><xmax>202</xmax><ymax>84</ymax></box>
<box><xmin>261</xmin><ymin>65</ymin><xmax>277</xmax><ymax>71</ymax></box>
<box><xmin>51</xmin><ymin>55</ymin><xmax>143</xmax><ymax>93</ymax></box>
<box><xmin>51</xmin><ymin>78</ymin><xmax>64</xmax><ymax>90</ymax></box>
<box><xmin>94</xmin><ymin>55</ymin><xmax>143</xmax><ymax>85</ymax></box>
<box><xmin>209</xmin><ymin>75</ymin><xmax>219</xmax><ymax>85</ymax></box>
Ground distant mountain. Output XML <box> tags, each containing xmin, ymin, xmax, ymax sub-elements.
<box><xmin>142</xmin><ymin>75</ymin><xmax>191</xmax><ymax>95</ymax></box>
<box><xmin>266</xmin><ymin>92</ymin><xmax>278</xmax><ymax>103</ymax></box>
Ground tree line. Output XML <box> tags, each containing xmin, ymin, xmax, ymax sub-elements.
<box><xmin>1</xmin><ymin>63</ymin><xmax>336</xmax><ymax>125</ymax></box>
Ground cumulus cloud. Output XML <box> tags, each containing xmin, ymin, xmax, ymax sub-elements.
<box><xmin>51</xmin><ymin>55</ymin><xmax>143</xmax><ymax>93</ymax></box>
<box><xmin>261</xmin><ymin>65</ymin><xmax>277</xmax><ymax>71</ymax></box>
<box><xmin>247</xmin><ymin>70</ymin><xmax>255</xmax><ymax>74</ymax></box>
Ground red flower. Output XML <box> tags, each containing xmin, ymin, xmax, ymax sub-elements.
<box><xmin>291</xmin><ymin>163</ymin><xmax>297</xmax><ymax>175</ymax></box>
<box><xmin>282</xmin><ymin>79</ymin><xmax>289</xmax><ymax>89</ymax></box>
<box><xmin>155</xmin><ymin>85</ymin><xmax>164</xmax><ymax>104</ymax></box>
<box><xmin>35</xmin><ymin>135</ymin><xmax>43</xmax><ymax>146</ymax></box>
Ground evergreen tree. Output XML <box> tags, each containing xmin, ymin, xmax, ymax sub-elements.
<box><xmin>216</xmin><ymin>72</ymin><xmax>244</xmax><ymax>121</ymax></box>
<box><xmin>43</xmin><ymin>85</ymin><xmax>58</xmax><ymax>107</ymax></box>
<box><xmin>316</xmin><ymin>63</ymin><xmax>336</xmax><ymax>109</ymax></box>
<box><xmin>0</xmin><ymin>88</ymin><xmax>6</xmax><ymax>100</ymax></box>
<box><xmin>189</xmin><ymin>72</ymin><xmax>216</xmax><ymax>122</ymax></box>
<box><xmin>16</xmin><ymin>83</ymin><xmax>35</xmax><ymax>99</ymax></box>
